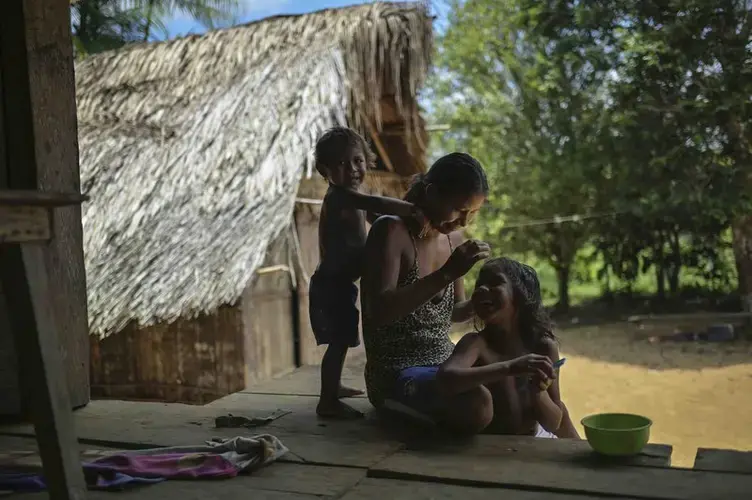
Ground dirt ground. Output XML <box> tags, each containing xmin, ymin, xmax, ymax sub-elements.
<box><xmin>528</xmin><ymin>320</ymin><xmax>752</xmax><ymax>468</ymax></box>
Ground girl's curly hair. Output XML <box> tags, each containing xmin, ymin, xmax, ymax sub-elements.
<box><xmin>314</xmin><ymin>127</ymin><xmax>376</xmax><ymax>178</ymax></box>
<box><xmin>484</xmin><ymin>257</ymin><xmax>557</xmax><ymax>351</ymax></box>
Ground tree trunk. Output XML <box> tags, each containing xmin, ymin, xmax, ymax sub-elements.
<box><xmin>668</xmin><ymin>264</ymin><xmax>680</xmax><ymax>296</ymax></box>
<box><xmin>555</xmin><ymin>264</ymin><xmax>570</xmax><ymax>313</ymax></box>
<box><xmin>732</xmin><ymin>215</ymin><xmax>752</xmax><ymax>312</ymax></box>
<box><xmin>143</xmin><ymin>0</ymin><xmax>157</xmax><ymax>41</ymax></box>
<box><xmin>655</xmin><ymin>265</ymin><xmax>666</xmax><ymax>299</ymax></box>
<box><xmin>668</xmin><ymin>230</ymin><xmax>681</xmax><ymax>296</ymax></box>
<box><xmin>653</xmin><ymin>238</ymin><xmax>666</xmax><ymax>299</ymax></box>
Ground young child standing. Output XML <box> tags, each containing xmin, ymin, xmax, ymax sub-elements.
<box><xmin>310</xmin><ymin>127</ymin><xmax>421</xmax><ymax>419</ymax></box>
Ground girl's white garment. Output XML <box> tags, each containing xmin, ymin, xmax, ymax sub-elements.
<box><xmin>534</xmin><ymin>424</ymin><xmax>558</xmax><ymax>438</ymax></box>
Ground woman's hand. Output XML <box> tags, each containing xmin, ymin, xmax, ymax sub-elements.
<box><xmin>505</xmin><ymin>354</ymin><xmax>555</xmax><ymax>382</ymax></box>
<box><xmin>442</xmin><ymin>239</ymin><xmax>491</xmax><ymax>280</ymax></box>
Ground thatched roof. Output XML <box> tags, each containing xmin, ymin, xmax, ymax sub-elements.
<box><xmin>77</xmin><ymin>1</ymin><xmax>433</xmax><ymax>338</ymax></box>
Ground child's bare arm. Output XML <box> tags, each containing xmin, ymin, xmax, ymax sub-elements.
<box><xmin>333</xmin><ymin>186</ymin><xmax>416</xmax><ymax>217</ymax></box>
<box><xmin>533</xmin><ymin>387</ymin><xmax>564</xmax><ymax>433</ymax></box>
<box><xmin>542</xmin><ymin>341</ymin><xmax>580</xmax><ymax>437</ymax></box>
<box><xmin>532</xmin><ymin>339</ymin><xmax>565</xmax><ymax>433</ymax></box>
<box><xmin>366</xmin><ymin>211</ymin><xmax>381</xmax><ymax>225</ymax></box>
<box><xmin>555</xmin><ymin>401</ymin><xmax>581</xmax><ymax>439</ymax></box>
<box><xmin>450</xmin><ymin>231</ymin><xmax>475</xmax><ymax>323</ymax></box>
<box><xmin>438</xmin><ymin>336</ymin><xmax>555</xmax><ymax>396</ymax></box>
<box><xmin>452</xmin><ymin>299</ymin><xmax>474</xmax><ymax>323</ymax></box>
<box><xmin>436</xmin><ymin>334</ymin><xmax>497</xmax><ymax>395</ymax></box>
<box><xmin>451</xmin><ymin>278</ymin><xmax>474</xmax><ymax>322</ymax></box>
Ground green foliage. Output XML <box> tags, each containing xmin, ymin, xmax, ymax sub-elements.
<box><xmin>430</xmin><ymin>0</ymin><xmax>613</xmax><ymax>309</ymax></box>
<box><xmin>430</xmin><ymin>0</ymin><xmax>750</xmax><ymax>306</ymax></box>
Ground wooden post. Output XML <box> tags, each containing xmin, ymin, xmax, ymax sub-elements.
<box><xmin>0</xmin><ymin>0</ymin><xmax>90</xmax><ymax>411</ymax></box>
<box><xmin>360</xmin><ymin>112</ymin><xmax>397</xmax><ymax>172</ymax></box>
<box><xmin>0</xmin><ymin>242</ymin><xmax>87</xmax><ymax>500</ymax></box>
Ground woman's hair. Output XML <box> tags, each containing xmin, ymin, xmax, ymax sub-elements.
<box><xmin>406</xmin><ymin>152</ymin><xmax>489</xmax><ymax>201</ymax></box>
<box><xmin>484</xmin><ymin>257</ymin><xmax>556</xmax><ymax>350</ymax></box>
<box><xmin>314</xmin><ymin>127</ymin><xmax>376</xmax><ymax>177</ymax></box>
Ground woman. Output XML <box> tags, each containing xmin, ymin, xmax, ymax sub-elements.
<box><xmin>361</xmin><ymin>152</ymin><xmax>500</xmax><ymax>433</ymax></box>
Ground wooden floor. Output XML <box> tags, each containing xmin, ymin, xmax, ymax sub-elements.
<box><xmin>2</xmin><ymin>366</ymin><xmax>752</xmax><ymax>499</ymax></box>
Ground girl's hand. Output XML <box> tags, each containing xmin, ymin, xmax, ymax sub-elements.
<box><xmin>530</xmin><ymin>373</ymin><xmax>553</xmax><ymax>392</ymax></box>
<box><xmin>506</xmin><ymin>353</ymin><xmax>555</xmax><ymax>382</ymax></box>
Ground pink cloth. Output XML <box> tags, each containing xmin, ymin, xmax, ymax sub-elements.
<box><xmin>87</xmin><ymin>452</ymin><xmax>238</xmax><ymax>479</ymax></box>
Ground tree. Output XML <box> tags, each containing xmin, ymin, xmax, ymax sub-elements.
<box><xmin>71</xmin><ymin>0</ymin><xmax>239</xmax><ymax>56</ymax></box>
<box><xmin>529</xmin><ymin>0</ymin><xmax>751</xmax><ymax>303</ymax></box>
<box><xmin>430</xmin><ymin>0</ymin><xmax>613</xmax><ymax>310</ymax></box>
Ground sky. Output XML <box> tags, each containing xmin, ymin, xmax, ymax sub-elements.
<box><xmin>164</xmin><ymin>0</ymin><xmax>448</xmax><ymax>40</ymax></box>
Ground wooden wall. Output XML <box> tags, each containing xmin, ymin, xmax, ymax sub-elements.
<box><xmin>295</xmin><ymin>177</ymin><xmax>328</xmax><ymax>366</ymax></box>
<box><xmin>375</xmin><ymin>96</ymin><xmax>429</xmax><ymax>176</ymax></box>
<box><xmin>90</xmin><ymin>306</ymin><xmax>246</xmax><ymax>404</ymax></box>
<box><xmin>241</xmin><ymin>233</ymin><xmax>298</xmax><ymax>386</ymax></box>
<box><xmin>89</xmin><ymin>232</ymin><xmax>301</xmax><ymax>404</ymax></box>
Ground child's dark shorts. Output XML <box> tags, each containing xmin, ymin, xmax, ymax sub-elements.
<box><xmin>308</xmin><ymin>271</ymin><xmax>360</xmax><ymax>348</ymax></box>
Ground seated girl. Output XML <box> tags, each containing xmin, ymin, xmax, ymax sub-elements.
<box><xmin>436</xmin><ymin>257</ymin><xmax>580</xmax><ymax>438</ymax></box>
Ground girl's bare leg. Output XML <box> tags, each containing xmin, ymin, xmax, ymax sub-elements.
<box><xmin>439</xmin><ymin>385</ymin><xmax>494</xmax><ymax>435</ymax></box>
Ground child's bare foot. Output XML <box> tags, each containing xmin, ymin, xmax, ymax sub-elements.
<box><xmin>338</xmin><ymin>385</ymin><xmax>364</xmax><ymax>398</ymax></box>
<box><xmin>317</xmin><ymin>399</ymin><xmax>364</xmax><ymax>420</ymax></box>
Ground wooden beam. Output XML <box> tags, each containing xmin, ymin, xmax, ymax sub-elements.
<box><xmin>0</xmin><ymin>190</ymin><xmax>88</xmax><ymax>207</ymax></box>
<box><xmin>381</xmin><ymin>124</ymin><xmax>450</xmax><ymax>136</ymax></box>
<box><xmin>0</xmin><ymin>205</ymin><xmax>51</xmax><ymax>243</ymax></box>
<box><xmin>694</xmin><ymin>448</ymin><xmax>752</xmax><ymax>474</ymax></box>
<box><xmin>295</xmin><ymin>197</ymin><xmax>324</xmax><ymax>205</ymax></box>
<box><xmin>256</xmin><ymin>264</ymin><xmax>291</xmax><ymax>275</ymax></box>
<box><xmin>360</xmin><ymin>113</ymin><xmax>396</xmax><ymax>172</ymax></box>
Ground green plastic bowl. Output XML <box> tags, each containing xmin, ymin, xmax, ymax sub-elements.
<box><xmin>581</xmin><ymin>413</ymin><xmax>652</xmax><ymax>456</ymax></box>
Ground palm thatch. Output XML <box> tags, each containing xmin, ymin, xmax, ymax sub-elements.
<box><xmin>77</xmin><ymin>1</ymin><xmax>433</xmax><ymax>338</ymax></box>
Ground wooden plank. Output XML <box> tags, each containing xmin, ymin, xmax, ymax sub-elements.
<box><xmin>0</xmin><ymin>435</ymin><xmax>120</xmax><ymax>471</ymax></box>
<box><xmin>0</xmin><ymin>435</ymin><xmax>362</xmax><ymax>497</ymax></box>
<box><xmin>360</xmin><ymin>111</ymin><xmax>396</xmax><ymax>172</ymax></box>
<box><xmin>0</xmin><ymin>399</ymin><xmax>403</xmax><ymax>468</ymax></box>
<box><xmin>341</xmin><ymin>478</ymin><xmax>643</xmax><ymax>500</ymax></box>
<box><xmin>0</xmin><ymin>190</ymin><xmax>87</xmax><ymax>207</ymax></box>
<box><xmin>0</xmin><ymin>244</ymin><xmax>87</xmax><ymax>499</ymax></box>
<box><xmin>232</xmin><ymin>463</ymin><xmax>365</xmax><ymax>496</ymax></box>
<box><xmin>694</xmin><ymin>448</ymin><xmax>752</xmax><ymax>474</ymax></box>
<box><xmin>0</xmin><ymin>205</ymin><xmax>50</xmax><ymax>243</ymax></box>
<box><xmin>369</xmin><ymin>449</ymin><xmax>752</xmax><ymax>500</ymax></box>
<box><xmin>407</xmin><ymin>434</ymin><xmax>672</xmax><ymax>468</ymax></box>
<box><xmin>0</xmin><ymin>0</ymin><xmax>90</xmax><ymax>411</ymax></box>
<box><xmin>49</xmin><ymin>483</ymin><xmax>318</xmax><ymax>500</ymax></box>
<box><xmin>240</xmin><ymin>358</ymin><xmax>367</xmax><ymax>397</ymax></box>
<box><xmin>0</xmin><ymin>454</ymin><xmax>364</xmax><ymax>498</ymax></box>
<box><xmin>7</xmin><ymin>479</ymin><xmax>323</xmax><ymax>500</ymax></box>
